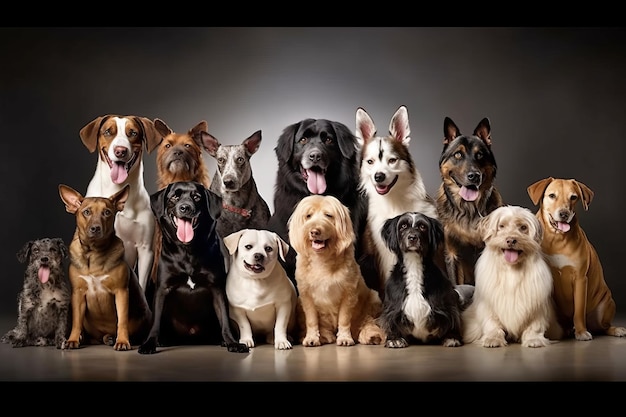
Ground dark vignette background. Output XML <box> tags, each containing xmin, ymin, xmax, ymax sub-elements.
<box><xmin>1</xmin><ymin>27</ymin><xmax>624</xmax><ymax>315</ymax></box>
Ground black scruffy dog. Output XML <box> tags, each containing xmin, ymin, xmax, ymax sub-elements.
<box><xmin>378</xmin><ymin>212</ymin><xmax>463</xmax><ymax>348</ymax></box>
<box><xmin>1</xmin><ymin>238</ymin><xmax>71</xmax><ymax>348</ymax></box>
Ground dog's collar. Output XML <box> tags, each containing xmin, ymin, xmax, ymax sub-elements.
<box><xmin>223</xmin><ymin>203</ymin><xmax>252</xmax><ymax>218</ymax></box>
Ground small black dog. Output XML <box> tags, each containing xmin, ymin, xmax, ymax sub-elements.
<box><xmin>139</xmin><ymin>181</ymin><xmax>248</xmax><ymax>354</ymax></box>
<box><xmin>1</xmin><ymin>238</ymin><xmax>71</xmax><ymax>348</ymax></box>
<box><xmin>378</xmin><ymin>212</ymin><xmax>463</xmax><ymax>348</ymax></box>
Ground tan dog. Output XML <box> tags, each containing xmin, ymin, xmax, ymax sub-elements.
<box><xmin>527</xmin><ymin>177</ymin><xmax>626</xmax><ymax>341</ymax></box>
<box><xmin>59</xmin><ymin>184</ymin><xmax>152</xmax><ymax>350</ymax></box>
<box><xmin>288</xmin><ymin>195</ymin><xmax>386</xmax><ymax>347</ymax></box>
<box><xmin>224</xmin><ymin>229</ymin><xmax>297</xmax><ymax>350</ymax></box>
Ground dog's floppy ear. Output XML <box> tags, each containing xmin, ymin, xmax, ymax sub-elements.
<box><xmin>528</xmin><ymin>210</ymin><xmax>544</xmax><ymax>244</ymax></box>
<box><xmin>135</xmin><ymin>116</ymin><xmax>161</xmax><ymax>154</ymax></box>
<box><xmin>205</xmin><ymin>187</ymin><xmax>223</xmax><ymax>221</ymax></box>
<box><xmin>274</xmin><ymin>232</ymin><xmax>290</xmax><ymax>262</ymax></box>
<box><xmin>332</xmin><ymin>121</ymin><xmax>357</xmax><ymax>159</ymax></box>
<box><xmin>52</xmin><ymin>238</ymin><xmax>69</xmax><ymax>259</ymax></box>
<box><xmin>16</xmin><ymin>240</ymin><xmax>34</xmax><ymax>264</ymax></box>
<box><xmin>150</xmin><ymin>185</ymin><xmax>169</xmax><ymax>219</ymax></box>
<box><xmin>389</xmin><ymin>105</ymin><xmax>411</xmax><ymax>147</ymax></box>
<box><xmin>356</xmin><ymin>107</ymin><xmax>376</xmax><ymax>148</ymax></box>
<box><xmin>331</xmin><ymin>196</ymin><xmax>356</xmax><ymax>253</ymax></box>
<box><xmin>109</xmin><ymin>184</ymin><xmax>130</xmax><ymax>213</ymax></box>
<box><xmin>58</xmin><ymin>184</ymin><xmax>84</xmax><ymax>215</ymax></box>
<box><xmin>473</xmin><ymin>117</ymin><xmax>492</xmax><ymax>147</ymax></box>
<box><xmin>276</xmin><ymin>121</ymin><xmax>305</xmax><ymax>163</ymax></box>
<box><xmin>428</xmin><ymin>216</ymin><xmax>445</xmax><ymax>253</ymax></box>
<box><xmin>381</xmin><ymin>216</ymin><xmax>400</xmax><ymax>254</ymax></box>
<box><xmin>478</xmin><ymin>209</ymin><xmax>498</xmax><ymax>242</ymax></box>
<box><xmin>243</xmin><ymin>130</ymin><xmax>262</xmax><ymax>155</ymax></box>
<box><xmin>527</xmin><ymin>177</ymin><xmax>555</xmax><ymax>206</ymax></box>
<box><xmin>573</xmin><ymin>179</ymin><xmax>594</xmax><ymax>211</ymax></box>
<box><xmin>443</xmin><ymin>116</ymin><xmax>460</xmax><ymax>147</ymax></box>
<box><xmin>223</xmin><ymin>229</ymin><xmax>246</xmax><ymax>256</ymax></box>
<box><xmin>79</xmin><ymin>115</ymin><xmax>109</xmax><ymax>153</ymax></box>
<box><xmin>153</xmin><ymin>118</ymin><xmax>173</xmax><ymax>145</ymax></box>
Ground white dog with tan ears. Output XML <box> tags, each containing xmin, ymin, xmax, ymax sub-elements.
<box><xmin>224</xmin><ymin>229</ymin><xmax>297</xmax><ymax>350</ymax></box>
<box><xmin>462</xmin><ymin>205</ymin><xmax>562</xmax><ymax>348</ymax></box>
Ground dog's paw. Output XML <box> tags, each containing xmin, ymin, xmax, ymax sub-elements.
<box><xmin>613</xmin><ymin>326</ymin><xmax>626</xmax><ymax>337</ymax></box>
<box><xmin>102</xmin><ymin>334</ymin><xmax>115</xmax><ymax>346</ymax></box>
<box><xmin>240</xmin><ymin>338</ymin><xmax>255</xmax><ymax>348</ymax></box>
<box><xmin>62</xmin><ymin>340</ymin><xmax>80</xmax><ymax>350</ymax></box>
<box><xmin>442</xmin><ymin>338</ymin><xmax>462</xmax><ymax>347</ymax></box>
<box><xmin>138</xmin><ymin>338</ymin><xmax>158</xmax><ymax>355</ymax></box>
<box><xmin>385</xmin><ymin>338</ymin><xmax>409</xmax><ymax>348</ymax></box>
<box><xmin>521</xmin><ymin>336</ymin><xmax>550</xmax><ymax>348</ymax></box>
<box><xmin>302</xmin><ymin>335</ymin><xmax>321</xmax><ymax>347</ymax></box>
<box><xmin>274</xmin><ymin>338</ymin><xmax>292</xmax><ymax>350</ymax></box>
<box><xmin>12</xmin><ymin>338</ymin><xmax>28</xmax><ymax>348</ymax></box>
<box><xmin>114</xmin><ymin>341</ymin><xmax>132</xmax><ymax>351</ymax></box>
<box><xmin>482</xmin><ymin>336</ymin><xmax>507</xmax><ymax>348</ymax></box>
<box><xmin>226</xmin><ymin>342</ymin><xmax>250</xmax><ymax>353</ymax></box>
<box><xmin>575</xmin><ymin>330</ymin><xmax>593</xmax><ymax>341</ymax></box>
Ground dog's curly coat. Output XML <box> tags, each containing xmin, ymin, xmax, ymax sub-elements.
<box><xmin>288</xmin><ymin>194</ymin><xmax>386</xmax><ymax>347</ymax></box>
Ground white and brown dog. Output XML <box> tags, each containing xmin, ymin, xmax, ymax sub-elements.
<box><xmin>80</xmin><ymin>115</ymin><xmax>160</xmax><ymax>291</ymax></box>
<box><xmin>224</xmin><ymin>229</ymin><xmax>297</xmax><ymax>350</ymax></box>
<box><xmin>462</xmin><ymin>205</ymin><xmax>560</xmax><ymax>348</ymax></box>
<box><xmin>527</xmin><ymin>177</ymin><xmax>626</xmax><ymax>340</ymax></box>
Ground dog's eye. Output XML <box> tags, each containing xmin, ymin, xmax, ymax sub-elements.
<box><xmin>548</xmin><ymin>193</ymin><xmax>556</xmax><ymax>199</ymax></box>
<box><xmin>400</xmin><ymin>224</ymin><xmax>408</xmax><ymax>230</ymax></box>
<box><xmin>475</xmin><ymin>151</ymin><xmax>483</xmax><ymax>160</ymax></box>
<box><xmin>32</xmin><ymin>247</ymin><xmax>39</xmax><ymax>254</ymax></box>
<box><xmin>103</xmin><ymin>209</ymin><xmax>112</xmax><ymax>217</ymax></box>
<box><xmin>165</xmin><ymin>143</ymin><xmax>171</xmax><ymax>148</ymax></box>
<box><xmin>184</xmin><ymin>144</ymin><xmax>191</xmax><ymax>148</ymax></box>
<box><xmin>323</xmin><ymin>137</ymin><xmax>333</xmax><ymax>145</ymax></box>
<box><xmin>103</xmin><ymin>129</ymin><xmax>111</xmax><ymax>137</ymax></box>
<box><xmin>217</xmin><ymin>157</ymin><xmax>225</xmax><ymax>165</ymax></box>
<box><xmin>299</xmin><ymin>137</ymin><xmax>308</xmax><ymax>144</ymax></box>
<box><xmin>192</xmin><ymin>193</ymin><xmax>202</xmax><ymax>202</ymax></box>
<box><xmin>520</xmin><ymin>224</ymin><xmax>528</xmax><ymax>233</ymax></box>
<box><xmin>237</xmin><ymin>157</ymin><xmax>245</xmax><ymax>164</ymax></box>
<box><xmin>265</xmin><ymin>246</ymin><xmax>273</xmax><ymax>253</ymax></box>
<box><xmin>366</xmin><ymin>159</ymin><xmax>374</xmax><ymax>165</ymax></box>
<box><xmin>50</xmin><ymin>247</ymin><xmax>57</xmax><ymax>252</ymax></box>
<box><xmin>570</xmin><ymin>195</ymin><xmax>578</xmax><ymax>202</ymax></box>
<box><xmin>418</xmin><ymin>224</ymin><xmax>427</xmax><ymax>232</ymax></box>
<box><xmin>454</xmin><ymin>151</ymin><xmax>463</xmax><ymax>160</ymax></box>
<box><xmin>388</xmin><ymin>158</ymin><xmax>397</xmax><ymax>164</ymax></box>
<box><xmin>244</xmin><ymin>244</ymin><xmax>253</xmax><ymax>250</ymax></box>
<box><xmin>129</xmin><ymin>130</ymin><xmax>138</xmax><ymax>137</ymax></box>
<box><xmin>325</xmin><ymin>213</ymin><xmax>333</xmax><ymax>219</ymax></box>
<box><xmin>82</xmin><ymin>208</ymin><xmax>91</xmax><ymax>217</ymax></box>
<box><xmin>498</xmin><ymin>223</ymin><xmax>505</xmax><ymax>229</ymax></box>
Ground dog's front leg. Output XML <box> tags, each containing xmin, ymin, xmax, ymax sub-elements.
<box><xmin>480</xmin><ymin>315</ymin><xmax>507</xmax><ymax>348</ymax></box>
<box><xmin>300</xmin><ymin>295</ymin><xmax>321</xmax><ymax>347</ymax></box>
<box><xmin>7</xmin><ymin>299</ymin><xmax>32</xmax><ymax>347</ymax></box>
<box><xmin>54</xmin><ymin>306</ymin><xmax>70</xmax><ymax>349</ymax></box>
<box><xmin>336</xmin><ymin>297</ymin><xmax>356</xmax><ymax>346</ymax></box>
<box><xmin>571</xmin><ymin>268</ymin><xmax>592</xmax><ymax>341</ymax></box>
<box><xmin>138</xmin><ymin>283</ymin><xmax>169</xmax><ymax>354</ymax></box>
<box><xmin>230</xmin><ymin>306</ymin><xmax>254</xmax><ymax>348</ymax></box>
<box><xmin>520</xmin><ymin>318</ymin><xmax>551</xmax><ymax>348</ymax></box>
<box><xmin>113</xmin><ymin>287</ymin><xmax>131</xmax><ymax>351</ymax></box>
<box><xmin>211</xmin><ymin>287</ymin><xmax>249</xmax><ymax>353</ymax></box>
<box><xmin>65</xmin><ymin>288</ymin><xmax>86</xmax><ymax>349</ymax></box>
<box><xmin>273</xmin><ymin>302</ymin><xmax>293</xmax><ymax>350</ymax></box>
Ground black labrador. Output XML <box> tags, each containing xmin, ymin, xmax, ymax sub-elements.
<box><xmin>139</xmin><ymin>181</ymin><xmax>248</xmax><ymax>354</ymax></box>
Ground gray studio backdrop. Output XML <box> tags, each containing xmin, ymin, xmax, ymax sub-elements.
<box><xmin>2</xmin><ymin>27</ymin><xmax>624</xmax><ymax>315</ymax></box>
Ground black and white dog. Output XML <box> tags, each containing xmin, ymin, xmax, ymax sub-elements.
<box><xmin>377</xmin><ymin>212</ymin><xmax>463</xmax><ymax>348</ymax></box>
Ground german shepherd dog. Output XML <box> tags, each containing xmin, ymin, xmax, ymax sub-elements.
<box><xmin>436</xmin><ymin>117</ymin><xmax>503</xmax><ymax>286</ymax></box>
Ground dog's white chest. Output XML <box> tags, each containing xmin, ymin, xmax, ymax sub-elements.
<box><xmin>401</xmin><ymin>256</ymin><xmax>434</xmax><ymax>340</ymax></box>
<box><xmin>79</xmin><ymin>274</ymin><xmax>113</xmax><ymax>294</ymax></box>
<box><xmin>546</xmin><ymin>253</ymin><xmax>577</xmax><ymax>270</ymax></box>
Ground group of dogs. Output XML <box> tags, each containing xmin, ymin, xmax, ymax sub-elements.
<box><xmin>3</xmin><ymin>107</ymin><xmax>625</xmax><ymax>355</ymax></box>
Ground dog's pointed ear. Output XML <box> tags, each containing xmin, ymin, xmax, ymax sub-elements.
<box><xmin>332</xmin><ymin>121</ymin><xmax>357</xmax><ymax>159</ymax></box>
<box><xmin>574</xmin><ymin>179</ymin><xmax>594</xmax><ymax>210</ymax></box>
<box><xmin>110</xmin><ymin>184</ymin><xmax>130</xmax><ymax>212</ymax></box>
<box><xmin>154</xmin><ymin>118</ymin><xmax>173</xmax><ymax>146</ymax></box>
<box><xmin>59</xmin><ymin>184</ymin><xmax>84</xmax><ymax>215</ymax></box>
<box><xmin>203</xmin><ymin>131</ymin><xmax>221</xmax><ymax>157</ymax></box>
<box><xmin>205</xmin><ymin>187</ymin><xmax>223</xmax><ymax>221</ymax></box>
<box><xmin>381</xmin><ymin>216</ymin><xmax>400</xmax><ymax>255</ymax></box>
<box><xmin>275</xmin><ymin>233</ymin><xmax>290</xmax><ymax>262</ymax></box>
<box><xmin>223</xmin><ymin>230</ymin><xmax>245</xmax><ymax>256</ymax></box>
<box><xmin>389</xmin><ymin>105</ymin><xmax>411</xmax><ymax>147</ymax></box>
<box><xmin>16</xmin><ymin>240</ymin><xmax>34</xmax><ymax>264</ymax></box>
<box><xmin>136</xmin><ymin>117</ymin><xmax>160</xmax><ymax>154</ymax></box>
<box><xmin>473</xmin><ymin>118</ymin><xmax>492</xmax><ymax>147</ymax></box>
<box><xmin>356</xmin><ymin>107</ymin><xmax>376</xmax><ymax>148</ymax></box>
<box><xmin>527</xmin><ymin>177</ymin><xmax>554</xmax><ymax>206</ymax></box>
<box><xmin>276</xmin><ymin>121</ymin><xmax>304</xmax><ymax>164</ymax></box>
<box><xmin>52</xmin><ymin>238</ymin><xmax>69</xmax><ymax>259</ymax></box>
<box><xmin>150</xmin><ymin>185</ymin><xmax>169</xmax><ymax>219</ymax></box>
<box><xmin>243</xmin><ymin>130</ymin><xmax>262</xmax><ymax>156</ymax></box>
<box><xmin>442</xmin><ymin>117</ymin><xmax>459</xmax><ymax>148</ymax></box>
<box><xmin>79</xmin><ymin>115</ymin><xmax>108</xmax><ymax>153</ymax></box>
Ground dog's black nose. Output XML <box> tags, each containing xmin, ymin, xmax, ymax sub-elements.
<box><xmin>407</xmin><ymin>234</ymin><xmax>417</xmax><ymax>243</ymax></box>
<box><xmin>374</xmin><ymin>172</ymin><xmax>386</xmax><ymax>183</ymax></box>
<box><xmin>467</xmin><ymin>171</ymin><xmax>482</xmax><ymax>184</ymax></box>
<box><xmin>308</xmin><ymin>150</ymin><xmax>322</xmax><ymax>163</ymax></box>
<box><xmin>558</xmin><ymin>210</ymin><xmax>569</xmax><ymax>221</ymax></box>
<box><xmin>40</xmin><ymin>256</ymin><xmax>49</xmax><ymax>263</ymax></box>
<box><xmin>506</xmin><ymin>238</ymin><xmax>517</xmax><ymax>247</ymax></box>
<box><xmin>90</xmin><ymin>225</ymin><xmax>101</xmax><ymax>234</ymax></box>
<box><xmin>179</xmin><ymin>204</ymin><xmax>192</xmax><ymax>215</ymax></box>
<box><xmin>114</xmin><ymin>146</ymin><xmax>128</xmax><ymax>158</ymax></box>
<box><xmin>253</xmin><ymin>253</ymin><xmax>264</xmax><ymax>262</ymax></box>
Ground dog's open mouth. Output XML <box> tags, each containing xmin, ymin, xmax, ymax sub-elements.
<box><xmin>375</xmin><ymin>175</ymin><xmax>398</xmax><ymax>195</ymax></box>
<box><xmin>172</xmin><ymin>215</ymin><xmax>199</xmax><ymax>243</ymax></box>
<box><xmin>38</xmin><ymin>265</ymin><xmax>50</xmax><ymax>284</ymax></box>
<box><xmin>301</xmin><ymin>166</ymin><xmax>327</xmax><ymax>195</ymax></box>
<box><xmin>104</xmin><ymin>148</ymin><xmax>139</xmax><ymax>185</ymax></box>
<box><xmin>456</xmin><ymin>183</ymin><xmax>479</xmax><ymax>202</ymax></box>
<box><xmin>311</xmin><ymin>238</ymin><xmax>327</xmax><ymax>251</ymax></box>
<box><xmin>548</xmin><ymin>214</ymin><xmax>570</xmax><ymax>233</ymax></box>
<box><xmin>244</xmin><ymin>260</ymin><xmax>265</xmax><ymax>274</ymax></box>
<box><xmin>502</xmin><ymin>248</ymin><xmax>522</xmax><ymax>264</ymax></box>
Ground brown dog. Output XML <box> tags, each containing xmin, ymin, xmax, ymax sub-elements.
<box><xmin>59</xmin><ymin>184</ymin><xmax>152</xmax><ymax>350</ymax></box>
<box><xmin>527</xmin><ymin>177</ymin><xmax>626</xmax><ymax>341</ymax></box>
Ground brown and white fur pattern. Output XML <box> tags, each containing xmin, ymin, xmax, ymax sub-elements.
<box><xmin>80</xmin><ymin>115</ymin><xmax>160</xmax><ymax>292</ymax></box>
<box><xmin>462</xmin><ymin>205</ymin><xmax>560</xmax><ymax>348</ymax></box>
<box><xmin>288</xmin><ymin>194</ymin><xmax>386</xmax><ymax>347</ymax></box>
<box><xmin>356</xmin><ymin>105</ymin><xmax>439</xmax><ymax>296</ymax></box>
<box><xmin>1</xmin><ymin>238</ymin><xmax>71</xmax><ymax>349</ymax></box>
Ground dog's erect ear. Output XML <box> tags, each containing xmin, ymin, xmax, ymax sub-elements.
<box><xmin>473</xmin><ymin>118</ymin><xmax>492</xmax><ymax>146</ymax></box>
<box><xmin>52</xmin><ymin>238</ymin><xmax>69</xmax><ymax>259</ymax></box>
<box><xmin>389</xmin><ymin>105</ymin><xmax>411</xmax><ymax>147</ymax></box>
<box><xmin>16</xmin><ymin>240</ymin><xmax>34</xmax><ymax>264</ymax></box>
<box><xmin>150</xmin><ymin>186</ymin><xmax>169</xmax><ymax>219</ymax></box>
<box><xmin>276</xmin><ymin>121</ymin><xmax>305</xmax><ymax>163</ymax></box>
<box><xmin>153</xmin><ymin>118</ymin><xmax>173</xmax><ymax>143</ymax></box>
<box><xmin>243</xmin><ymin>130</ymin><xmax>262</xmax><ymax>155</ymax></box>
<box><xmin>381</xmin><ymin>216</ymin><xmax>400</xmax><ymax>255</ymax></box>
<box><xmin>527</xmin><ymin>177</ymin><xmax>555</xmax><ymax>206</ymax></box>
<box><xmin>356</xmin><ymin>107</ymin><xmax>376</xmax><ymax>148</ymax></box>
<box><xmin>109</xmin><ymin>184</ymin><xmax>130</xmax><ymax>212</ymax></box>
<box><xmin>79</xmin><ymin>115</ymin><xmax>109</xmax><ymax>153</ymax></box>
<box><xmin>203</xmin><ymin>132</ymin><xmax>221</xmax><ymax>157</ymax></box>
<box><xmin>223</xmin><ymin>230</ymin><xmax>245</xmax><ymax>256</ymax></box>
<box><xmin>332</xmin><ymin>121</ymin><xmax>357</xmax><ymax>159</ymax></box>
<box><xmin>59</xmin><ymin>184</ymin><xmax>84</xmax><ymax>215</ymax></box>
<box><xmin>188</xmin><ymin>121</ymin><xmax>217</xmax><ymax>155</ymax></box>
<box><xmin>135</xmin><ymin>116</ymin><xmax>161</xmax><ymax>154</ymax></box>
<box><xmin>205</xmin><ymin>187</ymin><xmax>223</xmax><ymax>221</ymax></box>
<box><xmin>573</xmin><ymin>179</ymin><xmax>594</xmax><ymax>211</ymax></box>
<box><xmin>274</xmin><ymin>232</ymin><xmax>290</xmax><ymax>262</ymax></box>
<box><xmin>443</xmin><ymin>117</ymin><xmax>460</xmax><ymax>147</ymax></box>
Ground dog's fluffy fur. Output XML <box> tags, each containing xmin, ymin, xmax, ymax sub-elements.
<box><xmin>1</xmin><ymin>238</ymin><xmax>71</xmax><ymax>349</ymax></box>
<box><xmin>378</xmin><ymin>212</ymin><xmax>463</xmax><ymax>348</ymax></box>
<box><xmin>462</xmin><ymin>205</ymin><xmax>558</xmax><ymax>348</ymax></box>
<box><xmin>224</xmin><ymin>229</ymin><xmax>297</xmax><ymax>349</ymax></box>
<box><xmin>267</xmin><ymin>118</ymin><xmax>366</xmax><ymax>284</ymax></box>
<box><xmin>436</xmin><ymin>117</ymin><xmax>503</xmax><ymax>286</ymax></box>
<box><xmin>356</xmin><ymin>106</ymin><xmax>439</xmax><ymax>296</ymax></box>
<box><xmin>288</xmin><ymin>194</ymin><xmax>385</xmax><ymax>347</ymax></box>
<box><xmin>528</xmin><ymin>177</ymin><xmax>626</xmax><ymax>340</ymax></box>
<box><xmin>206</xmin><ymin>130</ymin><xmax>271</xmax><ymax>239</ymax></box>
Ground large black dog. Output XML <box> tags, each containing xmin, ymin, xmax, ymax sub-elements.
<box><xmin>378</xmin><ymin>212</ymin><xmax>463</xmax><ymax>348</ymax></box>
<box><xmin>139</xmin><ymin>181</ymin><xmax>248</xmax><ymax>354</ymax></box>
<box><xmin>267</xmin><ymin>118</ymin><xmax>367</xmax><ymax>284</ymax></box>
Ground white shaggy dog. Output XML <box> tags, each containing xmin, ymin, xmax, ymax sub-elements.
<box><xmin>462</xmin><ymin>205</ymin><xmax>561</xmax><ymax>348</ymax></box>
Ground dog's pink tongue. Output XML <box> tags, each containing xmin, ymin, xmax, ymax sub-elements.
<box><xmin>176</xmin><ymin>218</ymin><xmax>194</xmax><ymax>243</ymax></box>
<box><xmin>460</xmin><ymin>186</ymin><xmax>479</xmax><ymax>202</ymax></box>
<box><xmin>110</xmin><ymin>162</ymin><xmax>128</xmax><ymax>184</ymax></box>
<box><xmin>504</xmin><ymin>249</ymin><xmax>519</xmax><ymax>264</ymax></box>
<box><xmin>38</xmin><ymin>266</ymin><xmax>50</xmax><ymax>284</ymax></box>
<box><xmin>557</xmin><ymin>222</ymin><xmax>571</xmax><ymax>232</ymax></box>
<box><xmin>306</xmin><ymin>169</ymin><xmax>327</xmax><ymax>194</ymax></box>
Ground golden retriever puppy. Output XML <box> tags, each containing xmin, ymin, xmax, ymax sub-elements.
<box><xmin>288</xmin><ymin>195</ymin><xmax>386</xmax><ymax>347</ymax></box>
<box><xmin>462</xmin><ymin>205</ymin><xmax>562</xmax><ymax>348</ymax></box>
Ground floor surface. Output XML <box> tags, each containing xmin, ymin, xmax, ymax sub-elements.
<box><xmin>2</xmin><ymin>316</ymin><xmax>626</xmax><ymax>383</ymax></box>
